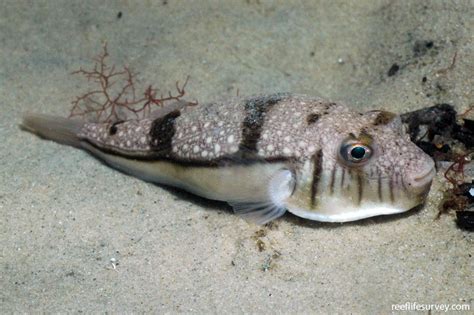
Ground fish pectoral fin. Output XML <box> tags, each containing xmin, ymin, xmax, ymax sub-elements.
<box><xmin>229</xmin><ymin>169</ymin><xmax>295</xmax><ymax>225</ymax></box>
<box><xmin>229</xmin><ymin>201</ymin><xmax>287</xmax><ymax>225</ymax></box>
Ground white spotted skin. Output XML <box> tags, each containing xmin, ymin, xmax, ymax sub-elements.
<box><xmin>78</xmin><ymin>94</ymin><xmax>342</xmax><ymax>161</ymax></box>
<box><xmin>80</xmin><ymin>119</ymin><xmax>154</xmax><ymax>155</ymax></box>
<box><xmin>171</xmin><ymin>100</ymin><xmax>245</xmax><ymax>159</ymax></box>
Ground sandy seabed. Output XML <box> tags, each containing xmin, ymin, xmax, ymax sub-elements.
<box><xmin>1</xmin><ymin>1</ymin><xmax>472</xmax><ymax>313</ymax></box>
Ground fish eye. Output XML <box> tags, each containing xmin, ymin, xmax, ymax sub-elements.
<box><xmin>340</xmin><ymin>142</ymin><xmax>372</xmax><ymax>164</ymax></box>
<box><xmin>350</xmin><ymin>146</ymin><xmax>366</xmax><ymax>159</ymax></box>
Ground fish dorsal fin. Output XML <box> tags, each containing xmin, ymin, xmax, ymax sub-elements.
<box><xmin>229</xmin><ymin>169</ymin><xmax>295</xmax><ymax>225</ymax></box>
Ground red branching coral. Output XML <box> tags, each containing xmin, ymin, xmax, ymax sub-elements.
<box><xmin>69</xmin><ymin>44</ymin><xmax>197</xmax><ymax>123</ymax></box>
<box><xmin>443</xmin><ymin>151</ymin><xmax>473</xmax><ymax>186</ymax></box>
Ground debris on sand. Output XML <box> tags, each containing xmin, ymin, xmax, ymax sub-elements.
<box><xmin>401</xmin><ymin>104</ymin><xmax>473</xmax><ymax>230</ymax></box>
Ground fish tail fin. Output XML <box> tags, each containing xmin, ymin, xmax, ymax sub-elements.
<box><xmin>21</xmin><ymin>113</ymin><xmax>84</xmax><ymax>148</ymax></box>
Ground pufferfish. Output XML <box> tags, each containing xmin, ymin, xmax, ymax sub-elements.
<box><xmin>22</xmin><ymin>93</ymin><xmax>436</xmax><ymax>224</ymax></box>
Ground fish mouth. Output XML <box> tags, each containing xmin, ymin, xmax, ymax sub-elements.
<box><xmin>414</xmin><ymin>167</ymin><xmax>436</xmax><ymax>183</ymax></box>
<box><xmin>409</xmin><ymin>166</ymin><xmax>436</xmax><ymax>197</ymax></box>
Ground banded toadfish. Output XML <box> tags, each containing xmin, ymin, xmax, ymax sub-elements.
<box><xmin>22</xmin><ymin>93</ymin><xmax>435</xmax><ymax>224</ymax></box>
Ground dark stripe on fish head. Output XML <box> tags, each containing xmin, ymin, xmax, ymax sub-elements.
<box><xmin>356</xmin><ymin>171</ymin><xmax>364</xmax><ymax>206</ymax></box>
<box><xmin>310</xmin><ymin>149</ymin><xmax>323</xmax><ymax>207</ymax></box>
<box><xmin>389</xmin><ymin>176</ymin><xmax>395</xmax><ymax>203</ymax></box>
<box><xmin>377</xmin><ymin>171</ymin><xmax>383</xmax><ymax>202</ymax></box>
<box><xmin>340</xmin><ymin>167</ymin><xmax>346</xmax><ymax>189</ymax></box>
<box><xmin>329</xmin><ymin>164</ymin><xmax>336</xmax><ymax>195</ymax></box>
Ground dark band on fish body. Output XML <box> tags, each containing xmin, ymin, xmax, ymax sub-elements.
<box><xmin>310</xmin><ymin>149</ymin><xmax>323</xmax><ymax>207</ymax></box>
<box><xmin>238</xmin><ymin>94</ymin><xmax>284</xmax><ymax>156</ymax></box>
<box><xmin>149</xmin><ymin>110</ymin><xmax>181</xmax><ymax>154</ymax></box>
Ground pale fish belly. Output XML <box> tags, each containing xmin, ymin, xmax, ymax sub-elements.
<box><xmin>83</xmin><ymin>142</ymin><xmax>287</xmax><ymax>203</ymax></box>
